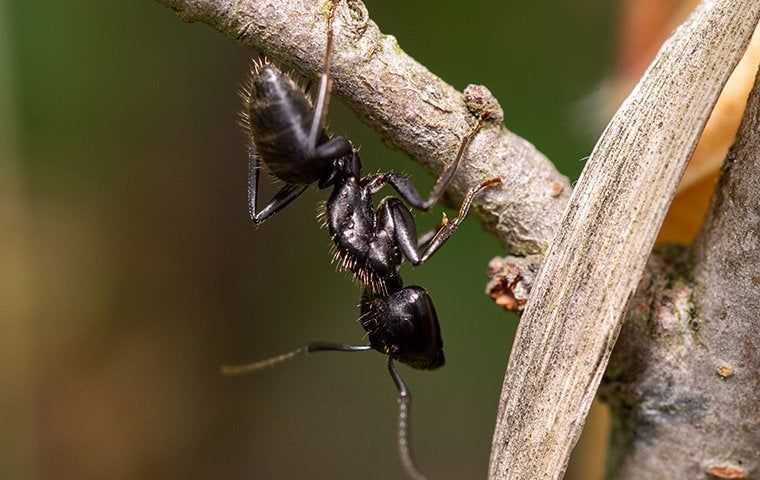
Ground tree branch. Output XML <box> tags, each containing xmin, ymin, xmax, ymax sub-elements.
<box><xmin>488</xmin><ymin>1</ymin><xmax>760</xmax><ymax>478</ymax></box>
<box><xmin>156</xmin><ymin>0</ymin><xmax>570</xmax><ymax>256</ymax></box>
<box><xmin>602</xmin><ymin>64</ymin><xmax>760</xmax><ymax>480</ymax></box>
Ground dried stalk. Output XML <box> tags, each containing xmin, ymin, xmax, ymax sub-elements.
<box><xmin>488</xmin><ymin>1</ymin><xmax>760</xmax><ymax>478</ymax></box>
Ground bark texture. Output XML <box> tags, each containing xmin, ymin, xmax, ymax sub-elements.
<box><xmin>156</xmin><ymin>0</ymin><xmax>570</xmax><ymax>256</ymax></box>
<box><xmin>602</xmin><ymin>66</ymin><xmax>760</xmax><ymax>480</ymax></box>
<box><xmin>488</xmin><ymin>2</ymin><xmax>760</xmax><ymax>479</ymax></box>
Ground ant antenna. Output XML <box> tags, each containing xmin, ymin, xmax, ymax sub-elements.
<box><xmin>307</xmin><ymin>0</ymin><xmax>339</xmax><ymax>151</ymax></box>
<box><xmin>221</xmin><ymin>341</ymin><xmax>372</xmax><ymax>376</ymax></box>
<box><xmin>388</xmin><ymin>357</ymin><xmax>428</xmax><ymax>480</ymax></box>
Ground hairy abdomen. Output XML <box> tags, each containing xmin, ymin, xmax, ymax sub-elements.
<box><xmin>241</xmin><ymin>62</ymin><xmax>327</xmax><ymax>184</ymax></box>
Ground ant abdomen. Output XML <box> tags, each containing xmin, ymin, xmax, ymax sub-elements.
<box><xmin>241</xmin><ymin>60</ymin><xmax>329</xmax><ymax>184</ymax></box>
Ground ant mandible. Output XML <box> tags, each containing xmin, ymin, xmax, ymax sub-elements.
<box><xmin>226</xmin><ymin>3</ymin><xmax>502</xmax><ymax>480</ymax></box>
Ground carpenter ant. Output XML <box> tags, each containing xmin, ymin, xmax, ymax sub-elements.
<box><xmin>228</xmin><ymin>5</ymin><xmax>502</xmax><ymax>480</ymax></box>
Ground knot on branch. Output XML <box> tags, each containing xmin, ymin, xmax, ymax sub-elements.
<box><xmin>464</xmin><ymin>84</ymin><xmax>504</xmax><ymax>124</ymax></box>
<box><xmin>340</xmin><ymin>0</ymin><xmax>369</xmax><ymax>37</ymax></box>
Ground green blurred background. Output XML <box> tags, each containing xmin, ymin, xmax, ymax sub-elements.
<box><xmin>0</xmin><ymin>1</ymin><xmax>615</xmax><ymax>478</ymax></box>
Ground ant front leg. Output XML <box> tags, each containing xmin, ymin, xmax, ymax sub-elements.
<box><xmin>247</xmin><ymin>145</ymin><xmax>309</xmax><ymax>225</ymax></box>
<box><xmin>417</xmin><ymin>177</ymin><xmax>502</xmax><ymax>262</ymax></box>
<box><xmin>387</xmin><ymin>177</ymin><xmax>502</xmax><ymax>265</ymax></box>
<box><xmin>416</xmin><ymin>228</ymin><xmax>437</xmax><ymax>251</ymax></box>
<box><xmin>363</xmin><ymin>120</ymin><xmax>485</xmax><ymax>211</ymax></box>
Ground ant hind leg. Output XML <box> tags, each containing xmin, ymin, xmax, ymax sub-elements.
<box><xmin>388</xmin><ymin>356</ymin><xmax>428</xmax><ymax>480</ymax></box>
<box><xmin>364</xmin><ymin>119</ymin><xmax>486</xmax><ymax>211</ymax></box>
<box><xmin>312</xmin><ymin>135</ymin><xmax>353</xmax><ymax>161</ymax></box>
<box><xmin>248</xmin><ymin>145</ymin><xmax>309</xmax><ymax>224</ymax></box>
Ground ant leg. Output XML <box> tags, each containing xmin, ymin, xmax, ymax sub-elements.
<box><xmin>364</xmin><ymin>120</ymin><xmax>484</xmax><ymax>211</ymax></box>
<box><xmin>389</xmin><ymin>178</ymin><xmax>501</xmax><ymax>265</ymax></box>
<box><xmin>248</xmin><ymin>145</ymin><xmax>309</xmax><ymax>224</ymax></box>
<box><xmin>378</xmin><ymin>199</ymin><xmax>422</xmax><ymax>265</ymax></box>
<box><xmin>388</xmin><ymin>357</ymin><xmax>428</xmax><ymax>480</ymax></box>
<box><xmin>250</xmin><ymin>183</ymin><xmax>308</xmax><ymax>225</ymax></box>
<box><xmin>422</xmin><ymin>120</ymin><xmax>483</xmax><ymax>208</ymax></box>
<box><xmin>221</xmin><ymin>341</ymin><xmax>372</xmax><ymax>376</ymax></box>
<box><xmin>306</xmin><ymin>1</ymin><xmax>339</xmax><ymax>154</ymax></box>
<box><xmin>418</xmin><ymin>177</ymin><xmax>502</xmax><ymax>263</ymax></box>
<box><xmin>417</xmin><ymin>229</ymin><xmax>437</xmax><ymax>251</ymax></box>
<box><xmin>417</xmin><ymin>210</ymin><xmax>452</xmax><ymax>250</ymax></box>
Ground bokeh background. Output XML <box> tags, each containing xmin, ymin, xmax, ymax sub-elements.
<box><xmin>4</xmin><ymin>0</ymin><xmax>721</xmax><ymax>479</ymax></box>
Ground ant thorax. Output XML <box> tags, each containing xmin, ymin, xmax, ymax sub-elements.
<box><xmin>317</xmin><ymin>175</ymin><xmax>402</xmax><ymax>295</ymax></box>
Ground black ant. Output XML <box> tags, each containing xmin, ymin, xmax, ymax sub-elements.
<box><xmin>226</xmin><ymin>4</ymin><xmax>502</xmax><ymax>479</ymax></box>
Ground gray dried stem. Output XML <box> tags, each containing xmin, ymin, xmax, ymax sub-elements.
<box><xmin>156</xmin><ymin>0</ymin><xmax>571</xmax><ymax>256</ymax></box>
<box><xmin>602</xmin><ymin>65</ymin><xmax>760</xmax><ymax>480</ymax></box>
<box><xmin>488</xmin><ymin>1</ymin><xmax>760</xmax><ymax>478</ymax></box>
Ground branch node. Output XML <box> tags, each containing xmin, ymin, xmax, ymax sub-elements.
<box><xmin>463</xmin><ymin>84</ymin><xmax>504</xmax><ymax>124</ymax></box>
<box><xmin>342</xmin><ymin>0</ymin><xmax>369</xmax><ymax>35</ymax></box>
